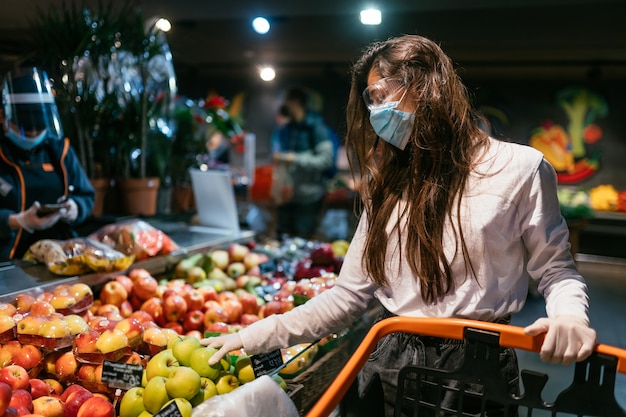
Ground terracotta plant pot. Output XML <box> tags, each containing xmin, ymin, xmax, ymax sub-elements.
<box><xmin>89</xmin><ymin>178</ymin><xmax>112</xmax><ymax>218</ymax></box>
<box><xmin>117</xmin><ymin>177</ymin><xmax>161</xmax><ymax>216</ymax></box>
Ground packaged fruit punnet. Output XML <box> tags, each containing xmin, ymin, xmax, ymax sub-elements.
<box><xmin>278</xmin><ymin>343</ymin><xmax>319</xmax><ymax>378</ymax></box>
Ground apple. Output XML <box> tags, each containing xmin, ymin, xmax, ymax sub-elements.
<box><xmin>16</xmin><ymin>316</ymin><xmax>45</xmax><ymax>336</ymax></box>
<box><xmin>261</xmin><ymin>300</ymin><xmax>282</xmax><ymax>318</ymax></box>
<box><xmin>197</xmin><ymin>286</ymin><xmax>218</xmax><ymax>303</ymax></box>
<box><xmin>215</xmin><ymin>374</ymin><xmax>240</xmax><ymax>395</ymax></box>
<box><xmin>12</xmin><ymin>344</ymin><xmax>43</xmax><ymax>370</ymax></box>
<box><xmin>209</xmin><ymin>250</ymin><xmax>229</xmax><ymax>270</ymax></box>
<box><xmin>42</xmin><ymin>380</ymin><xmax>62</xmax><ymax>396</ymax></box>
<box><xmin>272</xmin><ymin>374</ymin><xmax>288</xmax><ymax>391</ymax></box>
<box><xmin>226</xmin><ymin>262</ymin><xmax>245</xmax><ymax>279</ymax></box>
<box><xmin>99</xmin><ymin>281</ymin><xmax>128</xmax><ymax>307</ymax></box>
<box><xmin>93</xmin><ymin>365</ymin><xmax>103</xmax><ymax>383</ymax></box>
<box><xmin>129</xmin><ymin>311</ymin><xmax>154</xmax><ymax>324</ymax></box>
<box><xmin>164</xmin><ymin>366</ymin><xmax>201</xmax><ymax>400</ymax></box>
<box><xmin>49</xmin><ymin>292</ymin><xmax>78</xmax><ymax>312</ymax></box>
<box><xmin>142</xmin><ymin>327</ymin><xmax>168</xmax><ymax>349</ymax></box>
<box><xmin>141</xmin><ymin>376</ymin><xmax>169</xmax><ymax>414</ymax></box>
<box><xmin>38</xmin><ymin>316</ymin><xmax>70</xmax><ymax>339</ymax></box>
<box><xmin>115</xmin><ymin>275</ymin><xmax>134</xmax><ymax>296</ymax></box>
<box><xmin>14</xmin><ymin>294</ymin><xmax>36</xmax><ymax>313</ymax></box>
<box><xmin>189</xmin><ymin>347</ymin><xmax>221</xmax><ymax>380</ymax></box>
<box><xmin>118</xmin><ymin>387</ymin><xmax>145</xmax><ymax>417</ymax></box>
<box><xmin>69</xmin><ymin>283</ymin><xmax>93</xmax><ymax>302</ymax></box>
<box><xmin>170</xmin><ymin>336</ymin><xmax>202</xmax><ymax>367</ymax></box>
<box><xmin>29</xmin><ymin>302</ymin><xmax>55</xmax><ymax>317</ymax></box>
<box><xmin>96</xmin><ymin>304</ymin><xmax>121</xmax><ymax>318</ymax></box>
<box><xmin>202</xmin><ymin>301</ymin><xmax>229</xmax><ymax>325</ymax></box>
<box><xmin>190</xmin><ymin>377</ymin><xmax>217</xmax><ymax>406</ymax></box>
<box><xmin>0</xmin><ymin>303</ymin><xmax>17</xmax><ymax>317</ymax></box>
<box><xmin>185</xmin><ymin>266</ymin><xmax>206</xmax><ymax>285</ymax></box>
<box><xmin>205</xmin><ymin>322</ymin><xmax>230</xmax><ymax>333</ymax></box>
<box><xmin>145</xmin><ymin>349</ymin><xmax>178</xmax><ymax>381</ymax></box>
<box><xmin>54</xmin><ymin>351</ymin><xmax>78</xmax><ymax>379</ymax></box>
<box><xmin>161</xmin><ymin>398</ymin><xmax>192</xmax><ymax>417</ymax></box>
<box><xmin>128</xmin><ymin>268</ymin><xmax>151</xmax><ymax>282</ymax></box>
<box><xmin>87</xmin><ymin>317</ymin><xmax>117</xmax><ymax>333</ymax></box>
<box><xmin>0</xmin><ymin>381</ymin><xmax>11</xmax><ymax>416</ymax></box>
<box><xmin>163</xmin><ymin>295</ymin><xmax>187</xmax><ymax>323</ymax></box>
<box><xmin>76</xmin><ymin>396</ymin><xmax>114</xmax><ymax>417</ymax></box>
<box><xmin>235</xmin><ymin>292</ymin><xmax>260</xmax><ymax>316</ymax></box>
<box><xmin>221</xmin><ymin>299</ymin><xmax>243</xmax><ymax>324</ymax></box>
<box><xmin>163</xmin><ymin>322</ymin><xmax>183</xmax><ymax>335</ymax></box>
<box><xmin>119</xmin><ymin>300</ymin><xmax>134</xmax><ymax>318</ymax></box>
<box><xmin>63</xmin><ymin>315</ymin><xmax>89</xmax><ymax>335</ymax></box>
<box><xmin>140</xmin><ymin>298</ymin><xmax>166</xmax><ymax>327</ymax></box>
<box><xmin>185</xmin><ymin>330</ymin><xmax>203</xmax><ymax>340</ymax></box>
<box><xmin>73</xmin><ymin>329</ymin><xmax>100</xmax><ymax>353</ymax></box>
<box><xmin>32</xmin><ymin>396</ymin><xmax>64</xmax><ymax>417</ymax></box>
<box><xmin>64</xmin><ymin>388</ymin><xmax>94</xmax><ymax>417</ymax></box>
<box><xmin>114</xmin><ymin>318</ymin><xmax>145</xmax><ymax>346</ymax></box>
<box><xmin>28</xmin><ymin>379</ymin><xmax>51</xmax><ymax>399</ymax></box>
<box><xmin>133</xmin><ymin>276</ymin><xmax>158</xmax><ymax>301</ymax></box>
<box><xmin>95</xmin><ymin>329</ymin><xmax>128</xmax><ymax>354</ymax></box>
<box><xmin>0</xmin><ymin>365</ymin><xmax>30</xmax><ymax>391</ymax></box>
<box><xmin>182</xmin><ymin>289</ymin><xmax>204</xmax><ymax>312</ymax></box>
<box><xmin>76</xmin><ymin>365</ymin><xmax>97</xmax><ymax>382</ymax></box>
<box><xmin>182</xmin><ymin>310</ymin><xmax>204</xmax><ymax>332</ymax></box>
<box><xmin>240</xmin><ymin>314</ymin><xmax>260</xmax><ymax>326</ymax></box>
<box><xmin>9</xmin><ymin>389</ymin><xmax>32</xmax><ymax>413</ymax></box>
<box><xmin>228</xmin><ymin>243</ymin><xmax>249</xmax><ymax>262</ymax></box>
<box><xmin>235</xmin><ymin>354</ymin><xmax>255</xmax><ymax>384</ymax></box>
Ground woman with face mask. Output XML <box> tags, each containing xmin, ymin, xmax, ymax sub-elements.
<box><xmin>0</xmin><ymin>67</ymin><xmax>95</xmax><ymax>260</ymax></box>
<box><xmin>201</xmin><ymin>35</ymin><xmax>596</xmax><ymax>416</ymax></box>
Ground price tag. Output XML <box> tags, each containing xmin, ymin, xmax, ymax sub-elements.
<box><xmin>250</xmin><ymin>349</ymin><xmax>283</xmax><ymax>377</ymax></box>
<box><xmin>154</xmin><ymin>399</ymin><xmax>183</xmax><ymax>417</ymax></box>
<box><xmin>258</xmin><ymin>260</ymin><xmax>276</xmax><ymax>275</ymax></box>
<box><xmin>101</xmin><ymin>361</ymin><xmax>143</xmax><ymax>389</ymax></box>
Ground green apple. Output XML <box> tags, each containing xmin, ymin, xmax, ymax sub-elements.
<box><xmin>220</xmin><ymin>353</ymin><xmax>232</xmax><ymax>372</ymax></box>
<box><xmin>142</xmin><ymin>376</ymin><xmax>170</xmax><ymax>414</ymax></box>
<box><xmin>272</xmin><ymin>374</ymin><xmax>288</xmax><ymax>392</ymax></box>
<box><xmin>161</xmin><ymin>398</ymin><xmax>192</xmax><ymax>417</ymax></box>
<box><xmin>165</xmin><ymin>366</ymin><xmax>201</xmax><ymax>400</ymax></box>
<box><xmin>190</xmin><ymin>377</ymin><xmax>218</xmax><ymax>406</ymax></box>
<box><xmin>119</xmin><ymin>387</ymin><xmax>146</xmax><ymax>417</ymax></box>
<box><xmin>215</xmin><ymin>374</ymin><xmax>240</xmax><ymax>395</ymax></box>
<box><xmin>171</xmin><ymin>336</ymin><xmax>202</xmax><ymax>367</ymax></box>
<box><xmin>145</xmin><ymin>349</ymin><xmax>179</xmax><ymax>381</ymax></box>
<box><xmin>141</xmin><ymin>369</ymin><xmax>148</xmax><ymax>387</ymax></box>
<box><xmin>95</xmin><ymin>329</ymin><xmax>129</xmax><ymax>354</ymax></box>
<box><xmin>137</xmin><ymin>410</ymin><xmax>153</xmax><ymax>417</ymax></box>
<box><xmin>189</xmin><ymin>347</ymin><xmax>222</xmax><ymax>380</ymax></box>
<box><xmin>235</xmin><ymin>355</ymin><xmax>255</xmax><ymax>384</ymax></box>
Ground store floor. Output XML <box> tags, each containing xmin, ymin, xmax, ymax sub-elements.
<box><xmin>335</xmin><ymin>255</ymin><xmax>626</xmax><ymax>416</ymax></box>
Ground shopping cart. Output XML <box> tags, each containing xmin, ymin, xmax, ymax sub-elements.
<box><xmin>306</xmin><ymin>317</ymin><xmax>626</xmax><ymax>417</ymax></box>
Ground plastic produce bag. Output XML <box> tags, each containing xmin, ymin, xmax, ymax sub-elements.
<box><xmin>24</xmin><ymin>238</ymin><xmax>134</xmax><ymax>276</ymax></box>
<box><xmin>89</xmin><ymin>219</ymin><xmax>179</xmax><ymax>261</ymax></box>
<box><xmin>191</xmin><ymin>375</ymin><xmax>298</xmax><ymax>417</ymax></box>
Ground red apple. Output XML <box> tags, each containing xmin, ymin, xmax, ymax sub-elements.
<box><xmin>205</xmin><ymin>322</ymin><xmax>230</xmax><ymax>333</ymax></box>
<box><xmin>42</xmin><ymin>380</ymin><xmax>62</xmax><ymax>396</ymax></box>
<box><xmin>0</xmin><ymin>303</ymin><xmax>17</xmax><ymax>317</ymax></box>
<box><xmin>203</xmin><ymin>301</ymin><xmax>229</xmax><ymax>325</ymax></box>
<box><xmin>228</xmin><ymin>243</ymin><xmax>249</xmax><ymax>262</ymax></box>
<box><xmin>128</xmin><ymin>268</ymin><xmax>151</xmax><ymax>282</ymax></box>
<box><xmin>118</xmin><ymin>300</ymin><xmax>133</xmax><ymax>318</ymax></box>
<box><xmin>128</xmin><ymin>310</ymin><xmax>154</xmax><ymax>324</ymax></box>
<box><xmin>261</xmin><ymin>300</ymin><xmax>282</xmax><ymax>318</ymax></box>
<box><xmin>100</xmin><ymin>280</ymin><xmax>128</xmax><ymax>307</ymax></box>
<box><xmin>0</xmin><ymin>365</ymin><xmax>30</xmax><ymax>391</ymax></box>
<box><xmin>14</xmin><ymin>294</ymin><xmax>36</xmax><ymax>313</ymax></box>
<box><xmin>114</xmin><ymin>275</ymin><xmax>134</xmax><ymax>296</ymax></box>
<box><xmin>163</xmin><ymin>295</ymin><xmax>187</xmax><ymax>323</ymax></box>
<box><xmin>64</xmin><ymin>389</ymin><xmax>93</xmax><ymax>417</ymax></box>
<box><xmin>240</xmin><ymin>314</ymin><xmax>260</xmax><ymax>326</ymax></box>
<box><xmin>28</xmin><ymin>379</ymin><xmax>51</xmax><ymax>400</ymax></box>
<box><xmin>9</xmin><ymin>389</ymin><xmax>33</xmax><ymax>413</ymax></box>
<box><xmin>242</xmin><ymin>252</ymin><xmax>262</xmax><ymax>271</ymax></box>
<box><xmin>54</xmin><ymin>352</ymin><xmax>78</xmax><ymax>379</ymax></box>
<box><xmin>140</xmin><ymin>298</ymin><xmax>166</xmax><ymax>327</ymax></box>
<box><xmin>237</xmin><ymin>292</ymin><xmax>260</xmax><ymax>315</ymax></box>
<box><xmin>163</xmin><ymin>321</ymin><xmax>183</xmax><ymax>334</ymax></box>
<box><xmin>32</xmin><ymin>396</ymin><xmax>64</xmax><ymax>417</ymax></box>
<box><xmin>221</xmin><ymin>299</ymin><xmax>243</xmax><ymax>324</ymax></box>
<box><xmin>76</xmin><ymin>365</ymin><xmax>96</xmax><ymax>383</ymax></box>
<box><xmin>132</xmin><ymin>276</ymin><xmax>158</xmax><ymax>301</ymax></box>
<box><xmin>183</xmin><ymin>289</ymin><xmax>205</xmax><ymax>312</ymax></box>
<box><xmin>185</xmin><ymin>330</ymin><xmax>203</xmax><ymax>340</ymax></box>
<box><xmin>28</xmin><ymin>302</ymin><xmax>55</xmax><ymax>317</ymax></box>
<box><xmin>12</xmin><ymin>344</ymin><xmax>43</xmax><ymax>370</ymax></box>
<box><xmin>182</xmin><ymin>310</ymin><xmax>204</xmax><ymax>332</ymax></box>
<box><xmin>77</xmin><ymin>396</ymin><xmax>114</xmax><ymax>417</ymax></box>
<box><xmin>114</xmin><ymin>318</ymin><xmax>144</xmax><ymax>345</ymax></box>
<box><xmin>198</xmin><ymin>286</ymin><xmax>218</xmax><ymax>303</ymax></box>
<box><xmin>0</xmin><ymin>381</ymin><xmax>11</xmax><ymax>416</ymax></box>
<box><xmin>74</xmin><ymin>329</ymin><xmax>100</xmax><ymax>354</ymax></box>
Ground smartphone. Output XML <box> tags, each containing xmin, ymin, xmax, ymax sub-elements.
<box><xmin>36</xmin><ymin>204</ymin><xmax>65</xmax><ymax>217</ymax></box>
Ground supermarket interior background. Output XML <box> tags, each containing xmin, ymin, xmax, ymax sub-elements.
<box><xmin>0</xmin><ymin>0</ymin><xmax>625</xmax><ymax>414</ymax></box>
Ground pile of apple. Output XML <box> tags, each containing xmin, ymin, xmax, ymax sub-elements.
<box><xmin>118</xmin><ymin>335</ymin><xmax>286</xmax><ymax>417</ymax></box>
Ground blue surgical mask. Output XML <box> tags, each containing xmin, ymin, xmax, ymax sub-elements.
<box><xmin>5</xmin><ymin>128</ymin><xmax>48</xmax><ymax>150</ymax></box>
<box><xmin>369</xmin><ymin>101</ymin><xmax>414</xmax><ymax>150</ymax></box>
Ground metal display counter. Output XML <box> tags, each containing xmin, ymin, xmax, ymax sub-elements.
<box><xmin>0</xmin><ymin>221</ymin><xmax>254</xmax><ymax>303</ymax></box>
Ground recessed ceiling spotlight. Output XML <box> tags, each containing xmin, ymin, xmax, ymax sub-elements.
<box><xmin>252</xmin><ymin>17</ymin><xmax>271</xmax><ymax>34</ymax></box>
<box><xmin>259</xmin><ymin>66</ymin><xmax>276</xmax><ymax>81</ymax></box>
<box><xmin>155</xmin><ymin>18</ymin><xmax>172</xmax><ymax>32</ymax></box>
<box><xmin>360</xmin><ymin>9</ymin><xmax>381</xmax><ymax>25</ymax></box>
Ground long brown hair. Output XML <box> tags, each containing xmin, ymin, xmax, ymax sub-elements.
<box><xmin>346</xmin><ymin>35</ymin><xmax>489</xmax><ymax>303</ymax></box>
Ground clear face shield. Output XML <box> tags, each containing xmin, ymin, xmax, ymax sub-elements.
<box><xmin>362</xmin><ymin>78</ymin><xmax>405</xmax><ymax>111</ymax></box>
<box><xmin>1</xmin><ymin>68</ymin><xmax>63</xmax><ymax>150</ymax></box>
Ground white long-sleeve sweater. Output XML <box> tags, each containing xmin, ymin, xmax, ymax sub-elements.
<box><xmin>238</xmin><ymin>138</ymin><xmax>589</xmax><ymax>354</ymax></box>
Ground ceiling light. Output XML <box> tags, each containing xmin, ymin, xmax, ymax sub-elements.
<box><xmin>360</xmin><ymin>9</ymin><xmax>381</xmax><ymax>25</ymax></box>
<box><xmin>155</xmin><ymin>18</ymin><xmax>172</xmax><ymax>32</ymax></box>
<box><xmin>252</xmin><ymin>17</ymin><xmax>270</xmax><ymax>34</ymax></box>
<box><xmin>259</xmin><ymin>66</ymin><xmax>276</xmax><ymax>81</ymax></box>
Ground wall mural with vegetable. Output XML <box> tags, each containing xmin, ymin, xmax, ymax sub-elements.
<box><xmin>528</xmin><ymin>87</ymin><xmax>608</xmax><ymax>185</ymax></box>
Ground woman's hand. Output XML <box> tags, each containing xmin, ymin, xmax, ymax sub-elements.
<box><xmin>14</xmin><ymin>202</ymin><xmax>63</xmax><ymax>233</ymax></box>
<box><xmin>200</xmin><ymin>333</ymin><xmax>244</xmax><ymax>365</ymax></box>
<box><xmin>524</xmin><ymin>315</ymin><xmax>597</xmax><ymax>365</ymax></box>
<box><xmin>58</xmin><ymin>198</ymin><xmax>79</xmax><ymax>223</ymax></box>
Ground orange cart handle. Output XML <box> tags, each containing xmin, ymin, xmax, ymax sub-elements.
<box><xmin>306</xmin><ymin>316</ymin><xmax>626</xmax><ymax>417</ymax></box>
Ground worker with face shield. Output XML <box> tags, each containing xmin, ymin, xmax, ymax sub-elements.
<box><xmin>0</xmin><ymin>67</ymin><xmax>94</xmax><ymax>260</ymax></box>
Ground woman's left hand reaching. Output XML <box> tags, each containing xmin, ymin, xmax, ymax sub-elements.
<box><xmin>524</xmin><ymin>315</ymin><xmax>597</xmax><ymax>365</ymax></box>
<box><xmin>58</xmin><ymin>198</ymin><xmax>78</xmax><ymax>223</ymax></box>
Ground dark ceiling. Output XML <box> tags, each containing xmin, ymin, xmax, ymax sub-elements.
<box><xmin>1</xmin><ymin>0</ymin><xmax>626</xmax><ymax>82</ymax></box>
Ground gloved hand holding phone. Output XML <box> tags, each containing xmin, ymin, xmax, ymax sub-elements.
<box><xmin>15</xmin><ymin>201</ymin><xmax>64</xmax><ymax>233</ymax></box>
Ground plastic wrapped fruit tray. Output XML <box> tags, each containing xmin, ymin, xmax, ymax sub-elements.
<box><xmin>0</xmin><ymin>326</ymin><xmax>17</xmax><ymax>343</ymax></box>
<box><xmin>54</xmin><ymin>294</ymin><xmax>94</xmax><ymax>316</ymax></box>
<box><xmin>17</xmin><ymin>334</ymin><xmax>73</xmax><ymax>351</ymax></box>
<box><xmin>74</xmin><ymin>346</ymin><xmax>132</xmax><ymax>365</ymax></box>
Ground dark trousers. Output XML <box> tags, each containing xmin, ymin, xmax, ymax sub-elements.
<box><xmin>276</xmin><ymin>198</ymin><xmax>323</xmax><ymax>238</ymax></box>
<box><xmin>358</xmin><ymin>311</ymin><xmax>520</xmax><ymax>417</ymax></box>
